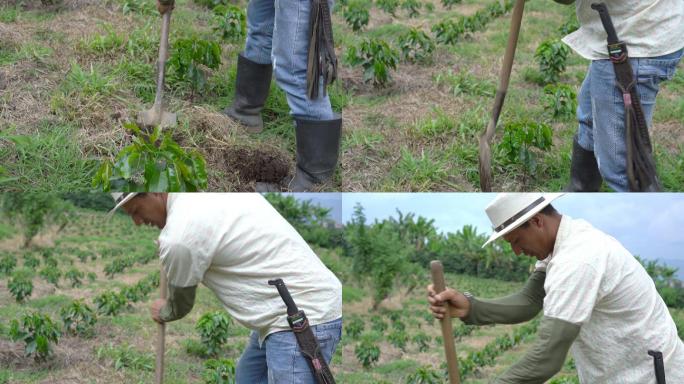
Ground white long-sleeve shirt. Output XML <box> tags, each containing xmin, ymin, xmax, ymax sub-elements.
<box><xmin>157</xmin><ymin>193</ymin><xmax>342</xmax><ymax>344</ymax></box>
<box><xmin>535</xmin><ymin>216</ymin><xmax>684</xmax><ymax>383</ymax></box>
<box><xmin>562</xmin><ymin>0</ymin><xmax>684</xmax><ymax>60</ymax></box>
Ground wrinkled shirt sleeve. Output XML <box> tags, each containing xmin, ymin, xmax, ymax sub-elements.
<box><xmin>544</xmin><ymin>261</ymin><xmax>602</xmax><ymax>325</ymax></box>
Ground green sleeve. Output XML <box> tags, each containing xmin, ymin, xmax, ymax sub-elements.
<box><xmin>493</xmin><ymin>316</ymin><xmax>580</xmax><ymax>384</ymax></box>
<box><xmin>159</xmin><ymin>284</ymin><xmax>197</xmax><ymax>322</ymax></box>
<box><xmin>462</xmin><ymin>271</ymin><xmax>546</xmax><ymax>325</ymax></box>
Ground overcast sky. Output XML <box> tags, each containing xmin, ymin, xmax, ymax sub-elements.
<box><xmin>292</xmin><ymin>193</ymin><xmax>684</xmax><ymax>279</ymax></box>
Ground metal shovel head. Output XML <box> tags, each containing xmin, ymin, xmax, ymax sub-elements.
<box><xmin>137</xmin><ymin>107</ymin><xmax>177</xmax><ymax>130</ymax></box>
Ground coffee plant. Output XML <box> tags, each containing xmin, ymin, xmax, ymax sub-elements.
<box><xmin>197</xmin><ymin>311</ymin><xmax>232</xmax><ymax>357</ymax></box>
<box><xmin>401</xmin><ymin>0</ymin><xmax>421</xmax><ymax>17</ymax></box>
<box><xmin>23</xmin><ymin>253</ymin><xmax>40</xmax><ymax>269</ymax></box>
<box><xmin>406</xmin><ymin>365</ymin><xmax>441</xmax><ymax>384</ymax></box>
<box><xmin>398</xmin><ymin>28</ymin><xmax>435</xmax><ymax>63</ymax></box>
<box><xmin>441</xmin><ymin>0</ymin><xmax>462</xmax><ymax>9</ymax></box>
<box><xmin>94</xmin><ymin>290</ymin><xmax>128</xmax><ymax>316</ymax></box>
<box><xmin>65</xmin><ymin>267</ymin><xmax>84</xmax><ymax>288</ymax></box>
<box><xmin>8</xmin><ymin>269</ymin><xmax>33</xmax><ymax>303</ymax></box>
<box><xmin>168</xmin><ymin>37</ymin><xmax>222</xmax><ymax>96</ymax></box>
<box><xmin>432</xmin><ymin>20</ymin><xmax>465</xmax><ymax>45</ymax></box>
<box><xmin>355</xmin><ymin>336</ymin><xmax>381</xmax><ymax>368</ymax></box>
<box><xmin>370</xmin><ymin>315</ymin><xmax>388</xmax><ymax>333</ymax></box>
<box><xmin>60</xmin><ymin>300</ymin><xmax>97</xmax><ymax>337</ymax></box>
<box><xmin>202</xmin><ymin>358</ymin><xmax>236</xmax><ymax>384</ymax></box>
<box><xmin>104</xmin><ymin>257</ymin><xmax>134</xmax><ymax>278</ymax></box>
<box><xmin>388</xmin><ymin>329</ymin><xmax>408</xmax><ymax>351</ymax></box>
<box><xmin>39</xmin><ymin>266</ymin><xmax>61</xmax><ymax>287</ymax></box>
<box><xmin>558</xmin><ymin>19</ymin><xmax>579</xmax><ymax>35</ymax></box>
<box><xmin>498</xmin><ymin>120</ymin><xmax>553</xmax><ymax>174</ymax></box>
<box><xmin>543</xmin><ymin>83</ymin><xmax>577</xmax><ymax>119</ymax></box>
<box><xmin>412</xmin><ymin>332</ymin><xmax>431</xmax><ymax>352</ymax></box>
<box><xmin>346</xmin><ymin>38</ymin><xmax>399</xmax><ymax>87</ymax></box>
<box><xmin>344</xmin><ymin>0</ymin><xmax>370</xmax><ymax>32</ymax></box>
<box><xmin>376</xmin><ymin>0</ymin><xmax>399</xmax><ymax>15</ymax></box>
<box><xmin>345</xmin><ymin>317</ymin><xmax>365</xmax><ymax>339</ymax></box>
<box><xmin>119</xmin><ymin>0</ymin><xmax>156</xmax><ymax>15</ymax></box>
<box><xmin>9</xmin><ymin>312</ymin><xmax>61</xmax><ymax>361</ymax></box>
<box><xmin>212</xmin><ymin>5</ymin><xmax>246</xmax><ymax>42</ymax></box>
<box><xmin>93</xmin><ymin>123</ymin><xmax>208</xmax><ymax>192</ymax></box>
<box><xmin>0</xmin><ymin>253</ymin><xmax>17</xmax><ymax>275</ymax></box>
<box><xmin>535</xmin><ymin>38</ymin><xmax>570</xmax><ymax>84</ymax></box>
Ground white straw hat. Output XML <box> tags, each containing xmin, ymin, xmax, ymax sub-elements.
<box><xmin>107</xmin><ymin>193</ymin><xmax>138</xmax><ymax>217</ymax></box>
<box><xmin>482</xmin><ymin>193</ymin><xmax>564</xmax><ymax>247</ymax></box>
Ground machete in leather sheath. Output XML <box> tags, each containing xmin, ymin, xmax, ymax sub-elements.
<box><xmin>269</xmin><ymin>279</ymin><xmax>336</xmax><ymax>384</ymax></box>
<box><xmin>591</xmin><ymin>3</ymin><xmax>661</xmax><ymax>191</ymax></box>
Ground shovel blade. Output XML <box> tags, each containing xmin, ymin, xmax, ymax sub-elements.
<box><xmin>137</xmin><ymin>108</ymin><xmax>177</xmax><ymax>130</ymax></box>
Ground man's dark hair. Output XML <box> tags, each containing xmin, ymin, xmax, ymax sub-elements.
<box><xmin>518</xmin><ymin>204</ymin><xmax>558</xmax><ymax>228</ymax></box>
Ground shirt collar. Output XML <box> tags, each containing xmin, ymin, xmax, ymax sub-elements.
<box><xmin>548</xmin><ymin>214</ymin><xmax>572</xmax><ymax>262</ymax></box>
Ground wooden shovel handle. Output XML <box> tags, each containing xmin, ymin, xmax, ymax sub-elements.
<box><xmin>155</xmin><ymin>266</ymin><xmax>167</xmax><ymax>384</ymax></box>
<box><xmin>478</xmin><ymin>0</ymin><xmax>526</xmax><ymax>192</ymax></box>
<box><xmin>430</xmin><ymin>260</ymin><xmax>460</xmax><ymax>384</ymax></box>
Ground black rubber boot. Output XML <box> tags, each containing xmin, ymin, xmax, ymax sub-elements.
<box><xmin>224</xmin><ymin>54</ymin><xmax>272</xmax><ymax>133</ymax></box>
<box><xmin>288</xmin><ymin>115</ymin><xmax>342</xmax><ymax>192</ymax></box>
<box><xmin>564</xmin><ymin>135</ymin><xmax>603</xmax><ymax>192</ymax></box>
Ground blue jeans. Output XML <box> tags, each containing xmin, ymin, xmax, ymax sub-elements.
<box><xmin>235</xmin><ymin>318</ymin><xmax>342</xmax><ymax>384</ymax></box>
<box><xmin>576</xmin><ymin>48</ymin><xmax>683</xmax><ymax>191</ymax></box>
<box><xmin>243</xmin><ymin>0</ymin><xmax>334</xmax><ymax>120</ymax></box>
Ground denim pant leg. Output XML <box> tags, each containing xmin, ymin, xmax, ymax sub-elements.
<box><xmin>236</xmin><ymin>331</ymin><xmax>269</xmax><ymax>384</ymax></box>
<box><xmin>265</xmin><ymin>318</ymin><xmax>342</xmax><ymax>384</ymax></box>
<box><xmin>243</xmin><ymin>0</ymin><xmax>275</xmax><ymax>65</ymax></box>
<box><xmin>587</xmin><ymin>48</ymin><xmax>683</xmax><ymax>191</ymax></box>
<box><xmin>576</xmin><ymin>66</ymin><xmax>594</xmax><ymax>152</ymax></box>
<box><xmin>272</xmin><ymin>0</ymin><xmax>334</xmax><ymax>120</ymax></box>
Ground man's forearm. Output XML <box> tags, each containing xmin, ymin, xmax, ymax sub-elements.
<box><xmin>159</xmin><ymin>284</ymin><xmax>197</xmax><ymax>322</ymax></box>
<box><xmin>493</xmin><ymin>316</ymin><xmax>580</xmax><ymax>384</ymax></box>
<box><xmin>462</xmin><ymin>271</ymin><xmax>546</xmax><ymax>325</ymax></box>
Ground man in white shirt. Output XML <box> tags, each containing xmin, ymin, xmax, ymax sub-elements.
<box><xmin>559</xmin><ymin>0</ymin><xmax>684</xmax><ymax>191</ymax></box>
<box><xmin>428</xmin><ymin>193</ymin><xmax>684</xmax><ymax>383</ymax></box>
<box><xmin>110</xmin><ymin>193</ymin><xmax>343</xmax><ymax>384</ymax></box>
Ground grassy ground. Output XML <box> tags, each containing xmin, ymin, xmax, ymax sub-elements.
<box><xmin>1</xmin><ymin>0</ymin><xmax>681</xmax><ymax>191</ymax></box>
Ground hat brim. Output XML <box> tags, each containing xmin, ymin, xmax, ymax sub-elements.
<box><xmin>107</xmin><ymin>193</ymin><xmax>138</xmax><ymax>218</ymax></box>
<box><xmin>482</xmin><ymin>193</ymin><xmax>564</xmax><ymax>248</ymax></box>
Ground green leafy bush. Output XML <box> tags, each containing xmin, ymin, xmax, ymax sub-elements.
<box><xmin>370</xmin><ymin>315</ymin><xmax>387</xmax><ymax>333</ymax></box>
<box><xmin>543</xmin><ymin>83</ymin><xmax>577</xmax><ymax>119</ymax></box>
<box><xmin>535</xmin><ymin>39</ymin><xmax>570</xmax><ymax>84</ymax></box>
<box><xmin>412</xmin><ymin>332</ymin><xmax>431</xmax><ymax>352</ymax></box>
<box><xmin>401</xmin><ymin>0</ymin><xmax>421</xmax><ymax>17</ymax></box>
<box><xmin>346</xmin><ymin>38</ymin><xmax>399</xmax><ymax>87</ymax></box>
<box><xmin>0</xmin><ymin>253</ymin><xmax>17</xmax><ymax>275</ymax></box>
<box><xmin>202</xmin><ymin>358</ymin><xmax>236</xmax><ymax>384</ymax></box>
<box><xmin>398</xmin><ymin>28</ymin><xmax>435</xmax><ymax>63</ymax></box>
<box><xmin>197</xmin><ymin>311</ymin><xmax>232</xmax><ymax>357</ymax></box>
<box><xmin>193</xmin><ymin>0</ymin><xmax>230</xmax><ymax>9</ymax></box>
<box><xmin>9</xmin><ymin>312</ymin><xmax>61</xmax><ymax>361</ymax></box>
<box><xmin>212</xmin><ymin>5</ymin><xmax>246</xmax><ymax>42</ymax></box>
<box><xmin>94</xmin><ymin>290</ymin><xmax>128</xmax><ymax>316</ymax></box>
<box><xmin>93</xmin><ymin>123</ymin><xmax>208</xmax><ymax>192</ymax></box>
<box><xmin>406</xmin><ymin>365</ymin><xmax>441</xmax><ymax>384</ymax></box>
<box><xmin>8</xmin><ymin>269</ymin><xmax>33</xmax><ymax>303</ymax></box>
<box><xmin>344</xmin><ymin>0</ymin><xmax>370</xmax><ymax>32</ymax></box>
<box><xmin>498</xmin><ymin>120</ymin><xmax>553</xmax><ymax>174</ymax></box>
<box><xmin>345</xmin><ymin>317</ymin><xmax>365</xmax><ymax>339</ymax></box>
<box><xmin>168</xmin><ymin>37</ymin><xmax>222</xmax><ymax>95</ymax></box>
<box><xmin>60</xmin><ymin>300</ymin><xmax>97</xmax><ymax>337</ymax></box>
<box><xmin>441</xmin><ymin>0</ymin><xmax>462</xmax><ymax>9</ymax></box>
<box><xmin>39</xmin><ymin>266</ymin><xmax>61</xmax><ymax>287</ymax></box>
<box><xmin>431</xmin><ymin>20</ymin><xmax>465</xmax><ymax>45</ymax></box>
<box><xmin>1</xmin><ymin>194</ymin><xmax>73</xmax><ymax>248</ymax></box>
<box><xmin>23</xmin><ymin>253</ymin><xmax>40</xmax><ymax>269</ymax></box>
<box><xmin>388</xmin><ymin>329</ymin><xmax>408</xmax><ymax>351</ymax></box>
<box><xmin>376</xmin><ymin>0</ymin><xmax>399</xmax><ymax>15</ymax></box>
<box><xmin>355</xmin><ymin>336</ymin><xmax>381</xmax><ymax>368</ymax></box>
<box><xmin>119</xmin><ymin>0</ymin><xmax>156</xmax><ymax>15</ymax></box>
<box><xmin>65</xmin><ymin>268</ymin><xmax>84</xmax><ymax>288</ymax></box>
